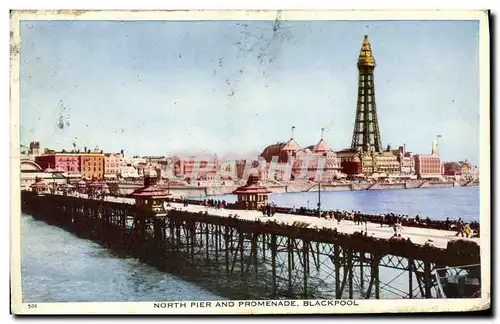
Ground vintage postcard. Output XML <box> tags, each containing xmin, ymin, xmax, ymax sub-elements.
<box><xmin>10</xmin><ymin>10</ymin><xmax>490</xmax><ymax>315</ymax></box>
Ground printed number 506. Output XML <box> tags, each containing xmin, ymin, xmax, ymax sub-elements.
<box><xmin>28</xmin><ymin>304</ymin><xmax>37</xmax><ymax>309</ymax></box>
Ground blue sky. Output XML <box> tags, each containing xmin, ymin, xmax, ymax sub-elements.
<box><xmin>19</xmin><ymin>19</ymin><xmax>480</xmax><ymax>164</ymax></box>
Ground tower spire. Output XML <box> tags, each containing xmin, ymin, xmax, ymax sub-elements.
<box><xmin>358</xmin><ymin>35</ymin><xmax>376</xmax><ymax>68</ymax></box>
<box><xmin>350</xmin><ymin>35</ymin><xmax>382</xmax><ymax>153</ymax></box>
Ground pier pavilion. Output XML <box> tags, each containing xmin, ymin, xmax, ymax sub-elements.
<box><xmin>232</xmin><ymin>175</ymin><xmax>272</xmax><ymax>210</ymax></box>
<box><xmin>131</xmin><ymin>168</ymin><xmax>170</xmax><ymax>214</ymax></box>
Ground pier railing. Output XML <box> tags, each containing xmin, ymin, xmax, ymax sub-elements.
<box><xmin>173</xmin><ymin>197</ymin><xmax>480</xmax><ymax>232</ymax></box>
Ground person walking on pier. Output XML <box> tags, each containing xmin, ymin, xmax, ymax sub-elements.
<box><xmin>445</xmin><ymin>217</ymin><xmax>451</xmax><ymax>230</ymax></box>
<box><xmin>455</xmin><ymin>219</ymin><xmax>465</xmax><ymax>237</ymax></box>
<box><xmin>464</xmin><ymin>223</ymin><xmax>471</xmax><ymax>238</ymax></box>
<box><xmin>393</xmin><ymin>220</ymin><xmax>403</xmax><ymax>236</ymax></box>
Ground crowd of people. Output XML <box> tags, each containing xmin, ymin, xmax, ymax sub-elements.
<box><xmin>200</xmin><ymin>198</ymin><xmax>228</xmax><ymax>209</ymax></box>
<box><xmin>276</xmin><ymin>206</ymin><xmax>480</xmax><ymax>236</ymax></box>
<box><xmin>50</xmin><ymin>184</ymin><xmax>480</xmax><ymax>240</ymax></box>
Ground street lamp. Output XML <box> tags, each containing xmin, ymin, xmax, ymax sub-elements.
<box><xmin>317</xmin><ymin>181</ymin><xmax>321</xmax><ymax>218</ymax></box>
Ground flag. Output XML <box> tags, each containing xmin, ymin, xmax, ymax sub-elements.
<box><xmin>437</xmin><ymin>135</ymin><xmax>442</xmax><ymax>138</ymax></box>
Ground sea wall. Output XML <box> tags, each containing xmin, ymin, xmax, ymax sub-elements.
<box><xmin>111</xmin><ymin>179</ymin><xmax>479</xmax><ymax>198</ymax></box>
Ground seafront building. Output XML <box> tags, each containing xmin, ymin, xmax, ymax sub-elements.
<box><xmin>443</xmin><ymin>159</ymin><xmax>478</xmax><ymax>181</ymax></box>
<box><xmin>104</xmin><ymin>151</ymin><xmax>125</xmax><ymax>180</ymax></box>
<box><xmin>260</xmin><ymin>134</ymin><xmax>343</xmax><ymax>181</ymax></box>
<box><xmin>414</xmin><ymin>142</ymin><xmax>442</xmax><ymax>179</ymax></box>
<box><xmin>20</xmin><ymin>159</ymin><xmax>78</xmax><ymax>190</ymax></box>
<box><xmin>32</xmin><ymin>145</ymin><xmax>112</xmax><ymax>181</ymax></box>
<box><xmin>35</xmin><ymin>148</ymin><xmax>105</xmax><ymax>180</ymax></box>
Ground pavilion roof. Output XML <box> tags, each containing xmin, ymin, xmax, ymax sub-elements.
<box><xmin>131</xmin><ymin>185</ymin><xmax>170</xmax><ymax>198</ymax></box>
<box><xmin>87</xmin><ymin>181</ymin><xmax>106</xmax><ymax>188</ymax></box>
<box><xmin>232</xmin><ymin>183</ymin><xmax>272</xmax><ymax>195</ymax></box>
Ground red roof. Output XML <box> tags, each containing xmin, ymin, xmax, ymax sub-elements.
<box><xmin>131</xmin><ymin>185</ymin><xmax>170</xmax><ymax>198</ymax></box>
<box><xmin>282</xmin><ymin>138</ymin><xmax>301</xmax><ymax>151</ymax></box>
<box><xmin>31</xmin><ymin>181</ymin><xmax>47</xmax><ymax>188</ymax></box>
<box><xmin>233</xmin><ymin>184</ymin><xmax>272</xmax><ymax>195</ymax></box>
<box><xmin>313</xmin><ymin>139</ymin><xmax>331</xmax><ymax>153</ymax></box>
<box><xmin>233</xmin><ymin>175</ymin><xmax>272</xmax><ymax>195</ymax></box>
<box><xmin>87</xmin><ymin>181</ymin><xmax>105</xmax><ymax>188</ymax></box>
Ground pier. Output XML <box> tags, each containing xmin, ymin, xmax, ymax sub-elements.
<box><xmin>21</xmin><ymin>191</ymin><xmax>480</xmax><ymax>300</ymax></box>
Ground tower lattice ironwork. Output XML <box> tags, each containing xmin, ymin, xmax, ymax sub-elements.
<box><xmin>350</xmin><ymin>35</ymin><xmax>382</xmax><ymax>153</ymax></box>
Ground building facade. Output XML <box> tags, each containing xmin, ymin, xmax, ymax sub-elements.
<box><xmin>399</xmin><ymin>154</ymin><xmax>415</xmax><ymax>176</ymax></box>
<box><xmin>359</xmin><ymin>151</ymin><xmax>400</xmax><ymax>176</ymax></box>
<box><xmin>80</xmin><ymin>153</ymin><xmax>105</xmax><ymax>180</ymax></box>
<box><xmin>261</xmin><ymin>138</ymin><xmax>301</xmax><ymax>164</ymax></box>
<box><xmin>414</xmin><ymin>154</ymin><xmax>442</xmax><ymax>179</ymax></box>
<box><xmin>120</xmin><ymin>166</ymin><xmax>139</xmax><ymax>179</ymax></box>
<box><xmin>414</xmin><ymin>142</ymin><xmax>442</xmax><ymax>179</ymax></box>
<box><xmin>35</xmin><ymin>153</ymin><xmax>80</xmax><ymax>173</ymax></box>
<box><xmin>443</xmin><ymin>162</ymin><xmax>461</xmax><ymax>176</ymax></box>
<box><xmin>104</xmin><ymin>151</ymin><xmax>125</xmax><ymax>177</ymax></box>
<box><xmin>292</xmin><ymin>139</ymin><xmax>342</xmax><ymax>181</ymax></box>
<box><xmin>168</xmin><ymin>156</ymin><xmax>221</xmax><ymax>182</ymax></box>
<box><xmin>236</xmin><ymin>158</ymin><xmax>269</xmax><ymax>181</ymax></box>
<box><xmin>260</xmin><ymin>136</ymin><xmax>343</xmax><ymax>181</ymax></box>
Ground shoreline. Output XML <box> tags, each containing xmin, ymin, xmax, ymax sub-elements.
<box><xmin>111</xmin><ymin>179</ymin><xmax>479</xmax><ymax>198</ymax></box>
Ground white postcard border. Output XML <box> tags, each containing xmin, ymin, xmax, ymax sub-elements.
<box><xmin>9</xmin><ymin>9</ymin><xmax>491</xmax><ymax>315</ymax></box>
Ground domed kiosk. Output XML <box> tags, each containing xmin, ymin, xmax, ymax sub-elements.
<box><xmin>232</xmin><ymin>175</ymin><xmax>272</xmax><ymax>210</ymax></box>
<box><xmin>131</xmin><ymin>167</ymin><xmax>170</xmax><ymax>214</ymax></box>
<box><xmin>30</xmin><ymin>176</ymin><xmax>48</xmax><ymax>195</ymax></box>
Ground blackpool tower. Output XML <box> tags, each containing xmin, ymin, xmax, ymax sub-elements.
<box><xmin>350</xmin><ymin>35</ymin><xmax>383</xmax><ymax>153</ymax></box>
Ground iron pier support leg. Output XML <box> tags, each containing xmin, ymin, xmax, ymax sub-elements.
<box><xmin>252</xmin><ymin>234</ymin><xmax>258</xmax><ymax>274</ymax></box>
<box><xmin>219</xmin><ymin>226</ymin><xmax>223</xmax><ymax>251</ymax></box>
<box><xmin>262</xmin><ymin>234</ymin><xmax>266</xmax><ymax>262</ymax></box>
<box><xmin>424</xmin><ymin>261</ymin><xmax>432</xmax><ymax>298</ymax></box>
<box><xmin>316</xmin><ymin>242</ymin><xmax>320</xmax><ymax>271</ymax></box>
<box><xmin>169</xmin><ymin>222</ymin><xmax>175</xmax><ymax>252</ymax></box>
<box><xmin>215</xmin><ymin>225</ymin><xmax>219</xmax><ymax>264</ymax></box>
<box><xmin>360</xmin><ymin>251</ymin><xmax>364</xmax><ymax>292</ymax></box>
<box><xmin>348</xmin><ymin>249</ymin><xmax>354</xmax><ymax>299</ymax></box>
<box><xmin>271</xmin><ymin>234</ymin><xmax>277</xmax><ymax>297</ymax></box>
<box><xmin>239</xmin><ymin>233</ymin><xmax>244</xmax><ymax>274</ymax></box>
<box><xmin>306</xmin><ymin>242</ymin><xmax>310</xmax><ymax>275</ymax></box>
<box><xmin>334</xmin><ymin>245</ymin><xmax>341</xmax><ymax>299</ymax></box>
<box><xmin>303</xmin><ymin>240</ymin><xmax>309</xmax><ymax>298</ymax></box>
<box><xmin>205</xmin><ymin>223</ymin><xmax>209</xmax><ymax>262</ymax></box>
<box><xmin>287</xmin><ymin>237</ymin><xmax>293</xmax><ymax>293</ymax></box>
<box><xmin>225</xmin><ymin>226</ymin><xmax>229</xmax><ymax>273</ymax></box>
<box><xmin>374</xmin><ymin>254</ymin><xmax>380</xmax><ymax>299</ymax></box>
<box><xmin>408</xmin><ymin>258</ymin><xmax>413</xmax><ymax>299</ymax></box>
<box><xmin>190</xmin><ymin>223</ymin><xmax>195</xmax><ymax>263</ymax></box>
